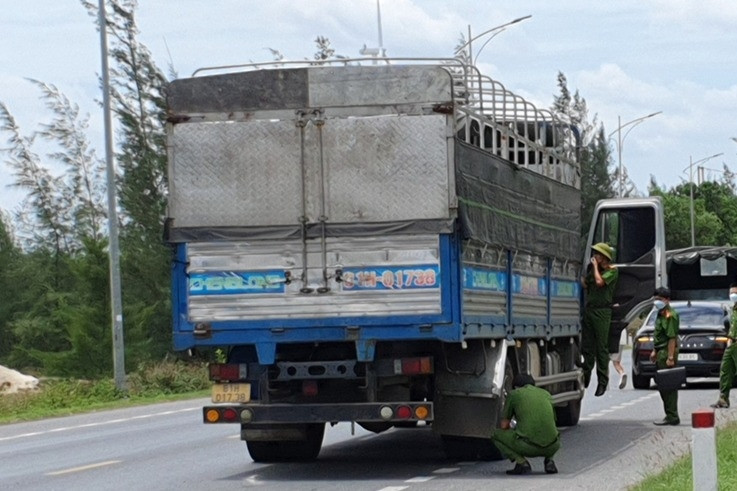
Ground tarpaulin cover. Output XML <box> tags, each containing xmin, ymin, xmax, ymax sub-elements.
<box><xmin>455</xmin><ymin>141</ymin><xmax>581</xmax><ymax>262</ymax></box>
<box><xmin>667</xmin><ymin>246</ymin><xmax>737</xmax><ymax>299</ymax></box>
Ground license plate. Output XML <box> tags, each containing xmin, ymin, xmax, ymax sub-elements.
<box><xmin>211</xmin><ymin>383</ymin><xmax>251</xmax><ymax>403</ymax></box>
<box><xmin>678</xmin><ymin>353</ymin><xmax>698</xmax><ymax>361</ymax></box>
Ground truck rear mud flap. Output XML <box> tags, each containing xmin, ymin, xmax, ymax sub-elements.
<box><xmin>203</xmin><ymin>402</ymin><xmax>433</xmax><ymax>424</ymax></box>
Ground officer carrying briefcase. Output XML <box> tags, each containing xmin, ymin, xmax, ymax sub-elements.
<box><xmin>654</xmin><ymin>366</ymin><xmax>686</xmax><ymax>391</ymax></box>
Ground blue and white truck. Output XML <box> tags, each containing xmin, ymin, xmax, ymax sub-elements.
<box><xmin>165</xmin><ymin>59</ymin><xmax>666</xmax><ymax>461</ymax></box>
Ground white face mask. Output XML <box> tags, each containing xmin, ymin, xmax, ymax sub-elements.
<box><xmin>730</xmin><ymin>293</ymin><xmax>737</xmax><ymax>303</ymax></box>
<box><xmin>653</xmin><ymin>300</ymin><xmax>666</xmax><ymax>311</ymax></box>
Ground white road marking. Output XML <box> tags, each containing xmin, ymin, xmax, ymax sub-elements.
<box><xmin>405</xmin><ymin>476</ymin><xmax>434</xmax><ymax>483</ymax></box>
<box><xmin>377</xmin><ymin>487</ymin><xmax>409</xmax><ymax>491</ymax></box>
<box><xmin>433</xmin><ymin>467</ymin><xmax>460</xmax><ymax>474</ymax></box>
<box><xmin>581</xmin><ymin>392</ymin><xmax>660</xmax><ymax>421</ymax></box>
<box><xmin>46</xmin><ymin>460</ymin><xmax>121</xmax><ymax>476</ymax></box>
<box><xmin>0</xmin><ymin>407</ymin><xmax>200</xmax><ymax>442</ymax></box>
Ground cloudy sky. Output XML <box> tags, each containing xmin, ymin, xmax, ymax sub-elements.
<box><xmin>2</xmin><ymin>0</ymin><xmax>737</xmax><ymax>212</ymax></box>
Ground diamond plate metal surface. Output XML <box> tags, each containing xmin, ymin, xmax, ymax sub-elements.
<box><xmin>170</xmin><ymin>114</ymin><xmax>451</xmax><ymax>229</ymax></box>
<box><xmin>170</xmin><ymin>120</ymin><xmax>304</xmax><ymax>228</ymax></box>
<box><xmin>321</xmin><ymin>115</ymin><xmax>450</xmax><ymax>222</ymax></box>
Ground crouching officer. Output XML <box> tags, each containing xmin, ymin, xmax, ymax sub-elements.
<box><xmin>651</xmin><ymin>287</ymin><xmax>680</xmax><ymax>425</ymax></box>
<box><xmin>492</xmin><ymin>374</ymin><xmax>560</xmax><ymax>475</ymax></box>
<box><xmin>712</xmin><ymin>283</ymin><xmax>737</xmax><ymax>409</ymax></box>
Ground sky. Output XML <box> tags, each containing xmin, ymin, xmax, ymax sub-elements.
<box><xmin>2</xmin><ymin>0</ymin><xmax>737</xmax><ymax>213</ymax></box>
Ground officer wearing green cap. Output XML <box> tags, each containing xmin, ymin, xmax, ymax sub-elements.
<box><xmin>582</xmin><ymin>242</ymin><xmax>619</xmax><ymax>396</ymax></box>
<box><xmin>651</xmin><ymin>286</ymin><xmax>680</xmax><ymax>425</ymax></box>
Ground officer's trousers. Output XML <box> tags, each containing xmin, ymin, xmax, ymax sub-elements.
<box><xmin>582</xmin><ymin>307</ymin><xmax>611</xmax><ymax>389</ymax></box>
<box><xmin>492</xmin><ymin>429</ymin><xmax>560</xmax><ymax>464</ymax></box>
<box><xmin>719</xmin><ymin>343</ymin><xmax>737</xmax><ymax>400</ymax></box>
<box><xmin>656</xmin><ymin>351</ymin><xmax>679</xmax><ymax>422</ymax></box>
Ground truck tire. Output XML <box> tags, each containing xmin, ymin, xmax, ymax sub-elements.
<box><xmin>555</xmin><ymin>398</ymin><xmax>581</xmax><ymax>427</ymax></box>
<box><xmin>441</xmin><ymin>435</ymin><xmax>502</xmax><ymax>461</ymax></box>
<box><xmin>631</xmin><ymin>370</ymin><xmax>650</xmax><ymax>390</ymax></box>
<box><xmin>246</xmin><ymin>423</ymin><xmax>325</xmax><ymax>462</ymax></box>
<box><xmin>441</xmin><ymin>358</ymin><xmax>513</xmax><ymax>461</ymax></box>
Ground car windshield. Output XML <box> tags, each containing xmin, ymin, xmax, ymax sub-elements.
<box><xmin>645</xmin><ymin>304</ymin><xmax>725</xmax><ymax>328</ymax></box>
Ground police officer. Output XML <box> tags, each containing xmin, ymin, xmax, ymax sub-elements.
<box><xmin>582</xmin><ymin>242</ymin><xmax>619</xmax><ymax>396</ymax></box>
<box><xmin>492</xmin><ymin>373</ymin><xmax>560</xmax><ymax>475</ymax></box>
<box><xmin>651</xmin><ymin>287</ymin><xmax>680</xmax><ymax>425</ymax></box>
<box><xmin>711</xmin><ymin>283</ymin><xmax>737</xmax><ymax>409</ymax></box>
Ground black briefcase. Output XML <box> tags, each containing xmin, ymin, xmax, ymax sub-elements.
<box><xmin>655</xmin><ymin>367</ymin><xmax>686</xmax><ymax>391</ymax></box>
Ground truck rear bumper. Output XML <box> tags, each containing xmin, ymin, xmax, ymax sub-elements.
<box><xmin>203</xmin><ymin>402</ymin><xmax>433</xmax><ymax>424</ymax></box>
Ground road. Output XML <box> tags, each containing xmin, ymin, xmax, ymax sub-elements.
<box><xmin>1</xmin><ymin>354</ymin><xmax>735</xmax><ymax>491</ymax></box>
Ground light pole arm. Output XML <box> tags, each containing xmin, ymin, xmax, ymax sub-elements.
<box><xmin>454</xmin><ymin>15</ymin><xmax>532</xmax><ymax>58</ymax></box>
<box><xmin>607</xmin><ymin>111</ymin><xmax>662</xmax><ymax>197</ymax></box>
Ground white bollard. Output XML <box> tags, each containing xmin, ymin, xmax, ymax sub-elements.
<box><xmin>691</xmin><ymin>408</ymin><xmax>717</xmax><ymax>491</ymax></box>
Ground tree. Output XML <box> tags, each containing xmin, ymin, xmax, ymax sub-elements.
<box><xmin>551</xmin><ymin>72</ymin><xmax>615</xmax><ymax>247</ymax></box>
<box><xmin>83</xmin><ymin>0</ymin><xmax>172</xmax><ymax>360</ymax></box>
<box><xmin>649</xmin><ymin>175</ymin><xmax>737</xmax><ymax>249</ymax></box>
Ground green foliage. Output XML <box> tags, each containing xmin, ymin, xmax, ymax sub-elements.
<box><xmin>650</xmin><ymin>175</ymin><xmax>737</xmax><ymax>249</ymax></box>
<box><xmin>632</xmin><ymin>420</ymin><xmax>737</xmax><ymax>490</ymax></box>
<box><xmin>0</xmin><ymin>1</ymin><xmax>174</xmax><ymax>376</ymax></box>
<box><xmin>0</xmin><ymin>360</ymin><xmax>208</xmax><ymax>423</ymax></box>
<box><xmin>551</xmin><ymin>72</ymin><xmax>615</xmax><ymax>249</ymax></box>
<box><xmin>127</xmin><ymin>359</ymin><xmax>209</xmax><ymax>396</ymax></box>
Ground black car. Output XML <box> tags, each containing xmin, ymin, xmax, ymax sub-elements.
<box><xmin>631</xmin><ymin>301</ymin><xmax>731</xmax><ymax>389</ymax></box>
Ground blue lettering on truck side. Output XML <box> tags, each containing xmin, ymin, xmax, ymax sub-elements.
<box><xmin>189</xmin><ymin>271</ymin><xmax>285</xmax><ymax>295</ymax></box>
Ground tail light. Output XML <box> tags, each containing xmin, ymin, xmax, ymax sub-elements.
<box><xmin>378</xmin><ymin>404</ymin><xmax>431</xmax><ymax>421</ymax></box>
<box><xmin>302</xmin><ymin>380</ymin><xmax>318</xmax><ymax>397</ymax></box>
<box><xmin>395</xmin><ymin>356</ymin><xmax>433</xmax><ymax>375</ymax></box>
<box><xmin>209</xmin><ymin>363</ymin><xmax>248</xmax><ymax>381</ymax></box>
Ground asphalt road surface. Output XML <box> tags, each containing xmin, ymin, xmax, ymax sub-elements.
<box><xmin>2</xmin><ymin>354</ymin><xmax>736</xmax><ymax>491</ymax></box>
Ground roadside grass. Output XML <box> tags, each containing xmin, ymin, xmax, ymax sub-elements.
<box><xmin>0</xmin><ymin>360</ymin><xmax>210</xmax><ymax>424</ymax></box>
<box><xmin>632</xmin><ymin>419</ymin><xmax>737</xmax><ymax>490</ymax></box>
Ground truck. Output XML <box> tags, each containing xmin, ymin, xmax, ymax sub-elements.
<box><xmin>165</xmin><ymin>58</ymin><xmax>666</xmax><ymax>462</ymax></box>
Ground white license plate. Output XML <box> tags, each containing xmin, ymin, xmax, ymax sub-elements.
<box><xmin>211</xmin><ymin>383</ymin><xmax>251</xmax><ymax>403</ymax></box>
<box><xmin>678</xmin><ymin>353</ymin><xmax>699</xmax><ymax>361</ymax></box>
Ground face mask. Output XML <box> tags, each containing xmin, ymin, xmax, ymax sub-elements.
<box><xmin>653</xmin><ymin>300</ymin><xmax>666</xmax><ymax>311</ymax></box>
<box><xmin>730</xmin><ymin>293</ymin><xmax>737</xmax><ymax>303</ymax></box>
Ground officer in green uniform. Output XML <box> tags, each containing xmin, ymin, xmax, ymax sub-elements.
<box><xmin>582</xmin><ymin>242</ymin><xmax>619</xmax><ymax>396</ymax></box>
<box><xmin>492</xmin><ymin>373</ymin><xmax>560</xmax><ymax>475</ymax></box>
<box><xmin>651</xmin><ymin>287</ymin><xmax>680</xmax><ymax>425</ymax></box>
<box><xmin>712</xmin><ymin>283</ymin><xmax>737</xmax><ymax>409</ymax></box>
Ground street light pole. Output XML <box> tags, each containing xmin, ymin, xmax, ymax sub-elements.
<box><xmin>683</xmin><ymin>152</ymin><xmax>724</xmax><ymax>247</ymax></box>
<box><xmin>607</xmin><ymin>111</ymin><xmax>662</xmax><ymax>197</ymax></box>
<box><xmin>98</xmin><ymin>0</ymin><xmax>126</xmax><ymax>391</ymax></box>
<box><xmin>455</xmin><ymin>15</ymin><xmax>532</xmax><ymax>63</ymax></box>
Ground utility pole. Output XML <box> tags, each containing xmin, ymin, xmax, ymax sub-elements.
<box><xmin>97</xmin><ymin>0</ymin><xmax>126</xmax><ymax>391</ymax></box>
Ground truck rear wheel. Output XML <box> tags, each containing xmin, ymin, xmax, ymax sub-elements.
<box><xmin>555</xmin><ymin>398</ymin><xmax>581</xmax><ymax>426</ymax></box>
<box><xmin>441</xmin><ymin>435</ymin><xmax>502</xmax><ymax>461</ymax></box>
<box><xmin>246</xmin><ymin>423</ymin><xmax>325</xmax><ymax>462</ymax></box>
<box><xmin>442</xmin><ymin>358</ymin><xmax>514</xmax><ymax>461</ymax></box>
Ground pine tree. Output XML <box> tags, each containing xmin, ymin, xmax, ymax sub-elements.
<box><xmin>83</xmin><ymin>0</ymin><xmax>171</xmax><ymax>359</ymax></box>
<box><xmin>551</xmin><ymin>72</ymin><xmax>615</xmax><ymax>247</ymax></box>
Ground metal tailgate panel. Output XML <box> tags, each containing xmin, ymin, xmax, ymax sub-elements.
<box><xmin>169</xmin><ymin>120</ymin><xmax>304</xmax><ymax>228</ymax></box>
<box><xmin>322</xmin><ymin>115</ymin><xmax>450</xmax><ymax>222</ymax></box>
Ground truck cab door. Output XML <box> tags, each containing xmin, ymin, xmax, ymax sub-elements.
<box><xmin>584</xmin><ymin>197</ymin><xmax>667</xmax><ymax>351</ymax></box>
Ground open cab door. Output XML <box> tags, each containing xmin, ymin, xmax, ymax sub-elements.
<box><xmin>585</xmin><ymin>197</ymin><xmax>667</xmax><ymax>351</ymax></box>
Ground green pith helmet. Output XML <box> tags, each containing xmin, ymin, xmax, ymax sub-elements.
<box><xmin>591</xmin><ymin>242</ymin><xmax>613</xmax><ymax>261</ymax></box>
